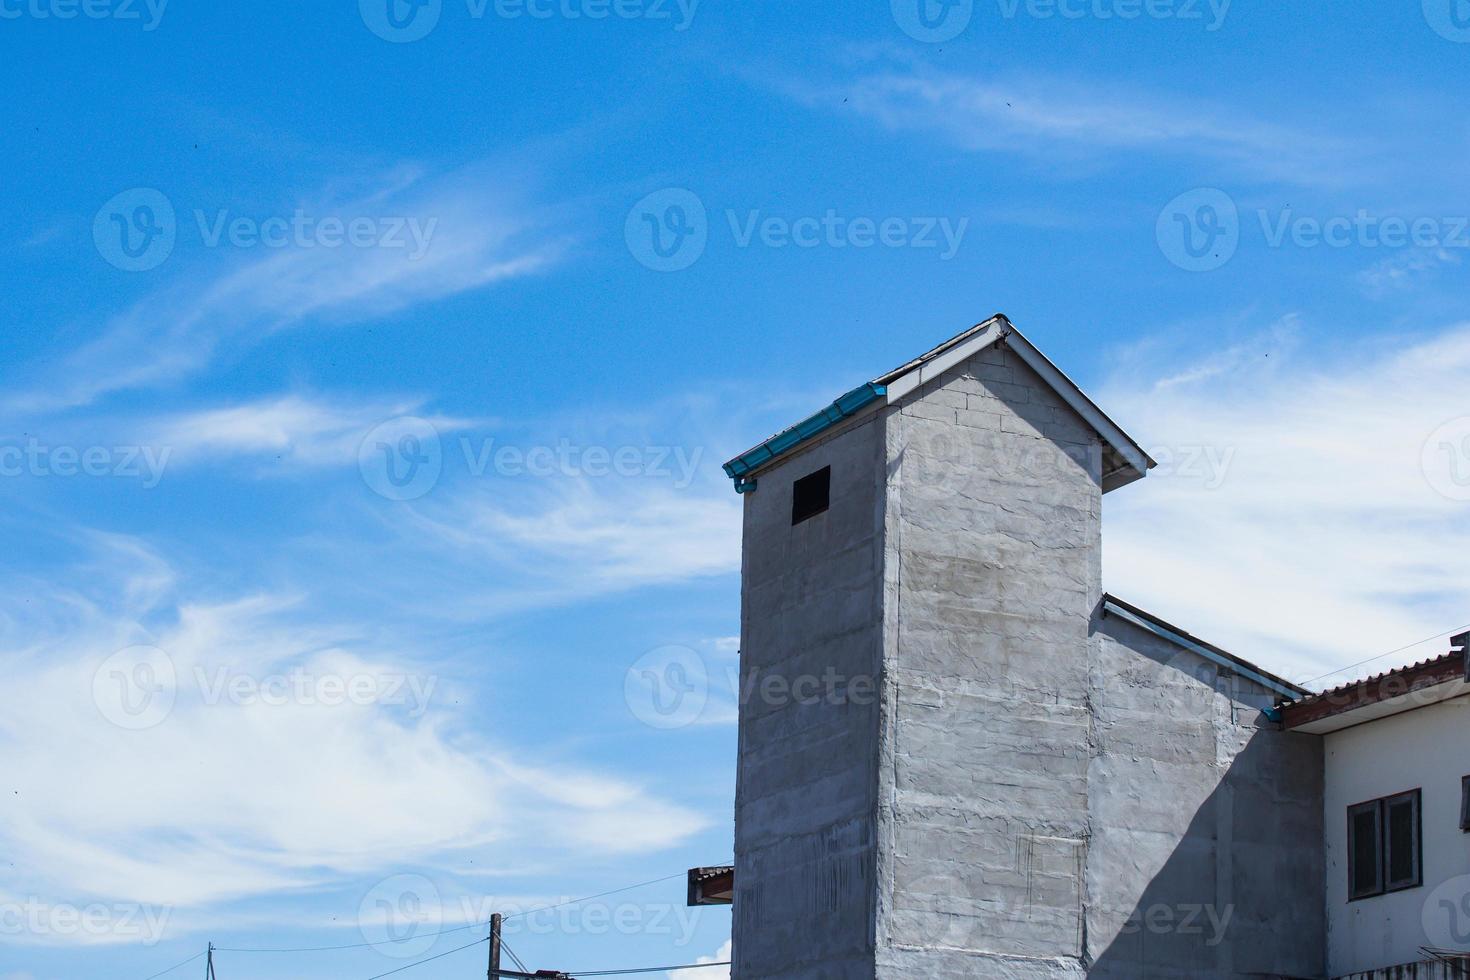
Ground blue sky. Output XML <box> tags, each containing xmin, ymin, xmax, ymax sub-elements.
<box><xmin>6</xmin><ymin>1</ymin><xmax>1470</xmax><ymax>977</ymax></box>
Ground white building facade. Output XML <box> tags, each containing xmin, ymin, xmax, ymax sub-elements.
<box><xmin>1285</xmin><ymin>640</ymin><xmax>1470</xmax><ymax>979</ymax></box>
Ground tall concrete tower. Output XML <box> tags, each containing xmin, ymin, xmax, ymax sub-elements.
<box><xmin>723</xmin><ymin>316</ymin><xmax>1323</xmax><ymax>979</ymax></box>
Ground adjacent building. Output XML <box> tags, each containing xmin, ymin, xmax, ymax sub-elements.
<box><xmin>705</xmin><ymin>315</ymin><xmax>1470</xmax><ymax>979</ymax></box>
<box><xmin>1283</xmin><ymin>635</ymin><xmax>1470</xmax><ymax>978</ymax></box>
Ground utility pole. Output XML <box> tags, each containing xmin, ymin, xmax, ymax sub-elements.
<box><xmin>204</xmin><ymin>942</ymin><xmax>217</xmax><ymax>980</ymax></box>
<box><xmin>486</xmin><ymin>913</ymin><xmax>502</xmax><ymax>980</ymax></box>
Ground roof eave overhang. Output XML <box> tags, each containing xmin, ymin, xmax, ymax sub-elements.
<box><xmin>1282</xmin><ymin>653</ymin><xmax>1468</xmax><ymax>733</ymax></box>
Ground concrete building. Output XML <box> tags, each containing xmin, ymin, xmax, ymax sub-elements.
<box><xmin>708</xmin><ymin>314</ymin><xmax>1469</xmax><ymax>978</ymax></box>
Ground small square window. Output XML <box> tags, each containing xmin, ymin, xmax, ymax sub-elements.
<box><xmin>791</xmin><ymin>466</ymin><xmax>831</xmax><ymax>525</ymax></box>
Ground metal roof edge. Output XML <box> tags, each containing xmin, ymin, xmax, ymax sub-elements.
<box><xmin>722</xmin><ymin>382</ymin><xmax>888</xmax><ymax>490</ymax></box>
<box><xmin>1102</xmin><ymin>594</ymin><xmax>1307</xmax><ymax>702</ymax></box>
<box><xmin>720</xmin><ymin>314</ymin><xmax>1156</xmax><ymax>493</ymax></box>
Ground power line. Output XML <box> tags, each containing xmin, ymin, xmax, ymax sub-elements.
<box><xmin>502</xmin><ymin>938</ymin><xmax>531</xmax><ymax>973</ymax></box>
<box><xmin>218</xmin><ymin>919</ymin><xmax>488</xmax><ymax>953</ymax></box>
<box><xmin>362</xmin><ymin>935</ymin><xmax>490</xmax><ymax>980</ymax></box>
<box><xmin>1301</xmin><ymin>620</ymin><xmax>1470</xmax><ymax>687</ymax></box>
<box><xmin>503</xmin><ymin>872</ymin><xmax>694</xmax><ymax>921</ymax></box>
<box><xmin>573</xmin><ymin>963</ymin><xmax>731</xmax><ymax>976</ymax></box>
<box><xmin>136</xmin><ymin>950</ymin><xmax>206</xmax><ymax>980</ymax></box>
<box><xmin>219</xmin><ymin>866</ymin><xmax>700</xmax><ymax>955</ymax></box>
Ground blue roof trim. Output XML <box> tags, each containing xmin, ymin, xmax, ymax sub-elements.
<box><xmin>723</xmin><ymin>383</ymin><xmax>888</xmax><ymax>485</ymax></box>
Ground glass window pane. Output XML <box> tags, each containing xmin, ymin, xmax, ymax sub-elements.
<box><xmin>1349</xmin><ymin>802</ymin><xmax>1382</xmax><ymax>899</ymax></box>
<box><xmin>1385</xmin><ymin>791</ymin><xmax>1421</xmax><ymax>890</ymax></box>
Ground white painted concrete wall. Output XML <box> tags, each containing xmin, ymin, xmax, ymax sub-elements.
<box><xmin>1324</xmin><ymin>694</ymin><xmax>1470</xmax><ymax>977</ymax></box>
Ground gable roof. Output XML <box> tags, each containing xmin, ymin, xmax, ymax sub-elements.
<box><xmin>722</xmin><ymin>314</ymin><xmax>1156</xmax><ymax>493</ymax></box>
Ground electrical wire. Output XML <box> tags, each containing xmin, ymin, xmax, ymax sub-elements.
<box><xmin>361</xmin><ymin>935</ymin><xmax>489</xmax><ymax>980</ymax></box>
<box><xmin>502</xmin><ymin>938</ymin><xmax>531</xmax><ymax>973</ymax></box>
<box><xmin>572</xmin><ymin>962</ymin><xmax>732</xmax><ymax>976</ymax></box>
<box><xmin>136</xmin><ymin>950</ymin><xmax>206</xmax><ymax>980</ymax></box>
<box><xmin>220</xmin><ymin>866</ymin><xmax>703</xmax><ymax>955</ymax></box>
<box><xmin>218</xmin><ymin>918</ymin><xmax>488</xmax><ymax>953</ymax></box>
<box><xmin>1301</xmin><ymin>620</ymin><xmax>1470</xmax><ymax>687</ymax></box>
<box><xmin>502</xmin><ymin>872</ymin><xmax>693</xmax><ymax>921</ymax></box>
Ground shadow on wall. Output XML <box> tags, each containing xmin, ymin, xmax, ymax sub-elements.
<box><xmin>1086</xmin><ymin>621</ymin><xmax>1326</xmax><ymax>980</ymax></box>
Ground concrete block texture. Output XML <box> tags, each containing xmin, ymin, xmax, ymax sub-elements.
<box><xmin>732</xmin><ymin>343</ymin><xmax>1324</xmax><ymax>979</ymax></box>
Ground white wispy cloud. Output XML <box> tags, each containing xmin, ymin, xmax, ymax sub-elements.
<box><xmin>1101</xmin><ymin>319</ymin><xmax>1470</xmax><ymax>688</ymax></box>
<box><xmin>142</xmin><ymin>394</ymin><xmax>477</xmax><ymax>469</ymax></box>
<box><xmin>774</xmin><ymin>53</ymin><xmax>1360</xmax><ymax>184</ymax></box>
<box><xmin>10</xmin><ymin>160</ymin><xmax>566</xmax><ymax>413</ymax></box>
<box><xmin>0</xmin><ymin>532</ymin><xmax>705</xmax><ymax>941</ymax></box>
<box><xmin>397</xmin><ymin>479</ymin><xmax>743</xmax><ymax>613</ymax></box>
<box><xmin>1357</xmin><ymin>247</ymin><xmax>1462</xmax><ymax>297</ymax></box>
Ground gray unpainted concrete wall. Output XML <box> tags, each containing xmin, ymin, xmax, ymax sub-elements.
<box><xmin>732</xmin><ymin>341</ymin><xmax>1324</xmax><ymax>979</ymax></box>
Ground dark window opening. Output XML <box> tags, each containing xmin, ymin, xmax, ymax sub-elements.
<box><xmin>791</xmin><ymin>466</ymin><xmax>831</xmax><ymax>525</ymax></box>
<box><xmin>1348</xmin><ymin>789</ymin><xmax>1422</xmax><ymax>901</ymax></box>
<box><xmin>1461</xmin><ymin>776</ymin><xmax>1469</xmax><ymax>833</ymax></box>
<box><xmin>1348</xmin><ymin>801</ymin><xmax>1382</xmax><ymax>900</ymax></box>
